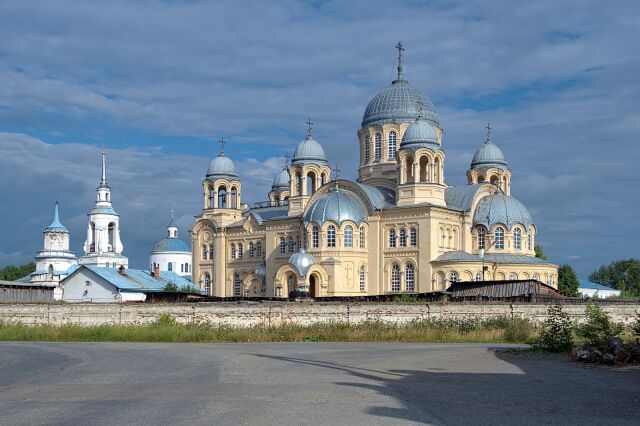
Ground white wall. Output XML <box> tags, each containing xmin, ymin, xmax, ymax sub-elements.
<box><xmin>61</xmin><ymin>269</ymin><xmax>144</xmax><ymax>303</ymax></box>
<box><xmin>149</xmin><ymin>252</ymin><xmax>191</xmax><ymax>277</ymax></box>
<box><xmin>578</xmin><ymin>288</ymin><xmax>621</xmax><ymax>299</ymax></box>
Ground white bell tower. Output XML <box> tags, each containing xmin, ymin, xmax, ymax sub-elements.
<box><xmin>78</xmin><ymin>151</ymin><xmax>129</xmax><ymax>268</ymax></box>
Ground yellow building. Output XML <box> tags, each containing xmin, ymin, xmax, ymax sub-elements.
<box><xmin>191</xmin><ymin>45</ymin><xmax>557</xmax><ymax>298</ymax></box>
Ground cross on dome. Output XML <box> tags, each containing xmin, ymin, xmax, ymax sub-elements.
<box><xmin>485</xmin><ymin>123</ymin><xmax>492</xmax><ymax>142</ymax></box>
<box><xmin>333</xmin><ymin>163</ymin><xmax>341</xmax><ymax>179</ymax></box>
<box><xmin>306</xmin><ymin>118</ymin><xmax>314</xmax><ymax>137</ymax></box>
<box><xmin>395</xmin><ymin>41</ymin><xmax>405</xmax><ymax>80</ymax></box>
<box><xmin>218</xmin><ymin>137</ymin><xmax>226</xmax><ymax>155</ymax></box>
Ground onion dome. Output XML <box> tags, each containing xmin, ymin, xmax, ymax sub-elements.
<box><xmin>400</xmin><ymin>117</ymin><xmax>441</xmax><ymax>150</ymax></box>
<box><xmin>272</xmin><ymin>168</ymin><xmax>290</xmax><ymax>190</ymax></box>
<box><xmin>304</xmin><ymin>185</ymin><xmax>367</xmax><ymax>225</ymax></box>
<box><xmin>473</xmin><ymin>194</ymin><xmax>533</xmax><ymax>231</ymax></box>
<box><xmin>206</xmin><ymin>153</ymin><xmax>239</xmax><ymax>179</ymax></box>
<box><xmin>471</xmin><ymin>127</ymin><xmax>508</xmax><ymax>170</ymax></box>
<box><xmin>45</xmin><ymin>202</ymin><xmax>68</xmax><ymax>232</ymax></box>
<box><xmin>291</xmin><ymin>135</ymin><xmax>328</xmax><ymax>165</ymax></box>
<box><xmin>288</xmin><ymin>247</ymin><xmax>315</xmax><ymax>277</ymax></box>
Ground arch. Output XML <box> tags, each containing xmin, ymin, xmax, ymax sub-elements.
<box><xmin>388</xmin><ymin>131</ymin><xmax>397</xmax><ymax>158</ymax></box>
<box><xmin>533</xmin><ymin>273</ymin><xmax>541</xmax><ymax>281</ymax></box>
<box><xmin>230</xmin><ymin>186</ymin><xmax>238</xmax><ymax>209</ymax></box>
<box><xmin>306</xmin><ymin>170</ymin><xmax>318</xmax><ymax>196</ymax></box>
<box><xmin>434</xmin><ymin>157</ymin><xmax>441</xmax><ymax>183</ymax></box>
<box><xmin>168</xmin><ymin>262</ymin><xmax>173</xmax><ymax>272</ymax></box>
<box><xmin>391</xmin><ymin>264</ymin><xmax>401</xmax><ymax>292</ymax></box>
<box><xmin>405</xmin><ymin>155</ymin><xmax>414</xmax><ymax>183</ymax></box>
<box><xmin>494</xmin><ymin>227</ymin><xmax>505</xmax><ymax>249</ymax></box>
<box><xmin>405</xmin><ymin>263</ymin><xmax>415</xmax><ymax>291</ymax></box>
<box><xmin>308</xmin><ymin>273</ymin><xmax>318</xmax><ymax>297</ymax></box>
<box><xmin>462</xmin><ymin>270</ymin><xmax>473</xmax><ymax>281</ymax></box>
<box><xmin>449</xmin><ymin>271</ymin><xmax>459</xmax><ymax>283</ymax></box>
<box><xmin>327</xmin><ymin>225</ymin><xmax>336</xmax><ymax>248</ymax></box>
<box><xmin>233</xmin><ymin>273</ymin><xmax>242</xmax><ymax>297</ymax></box>
<box><xmin>509</xmin><ymin>272</ymin><xmax>518</xmax><ymax>280</ymax></box>
<box><xmin>496</xmin><ymin>271</ymin><xmax>506</xmax><ymax>280</ymax></box>
<box><xmin>374</xmin><ymin>132</ymin><xmax>382</xmax><ymax>161</ymax></box>
<box><xmin>217</xmin><ymin>185</ymin><xmax>228</xmax><ymax>208</ymax></box>
<box><xmin>475</xmin><ymin>272</ymin><xmax>483</xmax><ymax>282</ymax></box>
<box><xmin>344</xmin><ymin>225</ymin><xmax>353</xmax><ymax>248</ymax></box>
<box><xmin>107</xmin><ymin>222</ymin><xmax>116</xmax><ymax>252</ymax></box>
<box><xmin>419</xmin><ymin>156</ymin><xmax>430</xmax><ymax>182</ymax></box>
<box><xmin>312</xmin><ymin>225</ymin><xmax>320</xmax><ymax>248</ymax></box>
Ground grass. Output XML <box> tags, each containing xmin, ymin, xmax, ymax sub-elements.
<box><xmin>0</xmin><ymin>315</ymin><xmax>540</xmax><ymax>344</ymax></box>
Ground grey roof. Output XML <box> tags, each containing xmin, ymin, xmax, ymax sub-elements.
<box><xmin>248</xmin><ymin>205</ymin><xmax>290</xmax><ymax>224</ymax></box>
<box><xmin>473</xmin><ymin>194</ymin><xmax>533</xmax><ymax>230</ymax></box>
<box><xmin>433</xmin><ymin>250</ymin><xmax>551</xmax><ymax>265</ymax></box>
<box><xmin>445</xmin><ymin>184</ymin><xmax>483</xmax><ymax>211</ymax></box>
<box><xmin>90</xmin><ymin>205</ymin><xmax>118</xmax><ymax>215</ymax></box>
<box><xmin>355</xmin><ymin>182</ymin><xmax>396</xmax><ymax>210</ymax></box>
<box><xmin>46</xmin><ymin>202</ymin><xmax>68</xmax><ymax>232</ymax></box>
<box><xmin>292</xmin><ymin>136</ymin><xmax>328</xmax><ymax>165</ymax></box>
<box><xmin>288</xmin><ymin>248</ymin><xmax>316</xmax><ymax>277</ymax></box>
<box><xmin>362</xmin><ymin>79</ymin><xmax>439</xmax><ymax>127</ymax></box>
<box><xmin>151</xmin><ymin>238</ymin><xmax>191</xmax><ymax>253</ymax></box>
<box><xmin>400</xmin><ymin>117</ymin><xmax>441</xmax><ymax>151</ymax></box>
<box><xmin>272</xmin><ymin>168</ymin><xmax>290</xmax><ymax>190</ymax></box>
<box><xmin>206</xmin><ymin>154</ymin><xmax>239</xmax><ymax>179</ymax></box>
<box><xmin>471</xmin><ymin>139</ymin><xmax>508</xmax><ymax>170</ymax></box>
<box><xmin>304</xmin><ymin>186</ymin><xmax>368</xmax><ymax>225</ymax></box>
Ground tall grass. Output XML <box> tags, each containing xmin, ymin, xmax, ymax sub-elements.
<box><xmin>0</xmin><ymin>315</ymin><xmax>540</xmax><ymax>344</ymax></box>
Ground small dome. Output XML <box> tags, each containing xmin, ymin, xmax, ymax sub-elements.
<box><xmin>400</xmin><ymin>117</ymin><xmax>441</xmax><ymax>150</ymax></box>
<box><xmin>151</xmin><ymin>238</ymin><xmax>191</xmax><ymax>253</ymax></box>
<box><xmin>362</xmin><ymin>79</ymin><xmax>439</xmax><ymax>128</ymax></box>
<box><xmin>291</xmin><ymin>136</ymin><xmax>327</xmax><ymax>165</ymax></box>
<box><xmin>255</xmin><ymin>264</ymin><xmax>266</xmax><ymax>280</ymax></box>
<box><xmin>304</xmin><ymin>186</ymin><xmax>368</xmax><ymax>225</ymax></box>
<box><xmin>288</xmin><ymin>248</ymin><xmax>315</xmax><ymax>277</ymax></box>
<box><xmin>207</xmin><ymin>154</ymin><xmax>239</xmax><ymax>179</ymax></box>
<box><xmin>471</xmin><ymin>139</ymin><xmax>508</xmax><ymax>170</ymax></box>
<box><xmin>473</xmin><ymin>194</ymin><xmax>533</xmax><ymax>231</ymax></box>
<box><xmin>272</xmin><ymin>168</ymin><xmax>290</xmax><ymax>190</ymax></box>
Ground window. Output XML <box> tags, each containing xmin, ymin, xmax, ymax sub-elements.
<box><xmin>391</xmin><ymin>264</ymin><xmax>401</xmax><ymax>291</ymax></box>
<box><xmin>405</xmin><ymin>264</ymin><xmax>415</xmax><ymax>291</ymax></box>
<box><xmin>389</xmin><ymin>229</ymin><xmax>397</xmax><ymax>248</ymax></box>
<box><xmin>249</xmin><ymin>242</ymin><xmax>255</xmax><ymax>258</ymax></box>
<box><xmin>475</xmin><ymin>272</ymin><xmax>482</xmax><ymax>282</ymax></box>
<box><xmin>181</xmin><ymin>264</ymin><xmax>184</xmax><ymax>273</ymax></box>
<box><xmin>344</xmin><ymin>225</ymin><xmax>353</xmax><ymax>248</ymax></box>
<box><xmin>533</xmin><ymin>273</ymin><xmax>540</xmax><ymax>281</ymax></box>
<box><xmin>478</xmin><ymin>227</ymin><xmax>486</xmax><ymax>250</ymax></box>
<box><xmin>495</xmin><ymin>227</ymin><xmax>504</xmax><ymax>249</ymax></box>
<box><xmin>399</xmin><ymin>228</ymin><xmax>407</xmax><ymax>247</ymax></box>
<box><xmin>359</xmin><ymin>265</ymin><xmax>366</xmax><ymax>292</ymax></box>
<box><xmin>204</xmin><ymin>273</ymin><xmax>211</xmax><ymax>294</ymax></box>
<box><xmin>280</xmin><ymin>237</ymin><xmax>286</xmax><ymax>254</ymax></box>
<box><xmin>528</xmin><ymin>233</ymin><xmax>532</xmax><ymax>250</ymax></box>
<box><xmin>312</xmin><ymin>225</ymin><xmax>319</xmax><ymax>248</ymax></box>
<box><xmin>327</xmin><ymin>225</ymin><xmax>336</xmax><ymax>247</ymax></box>
<box><xmin>364</xmin><ymin>135</ymin><xmax>370</xmax><ymax>163</ymax></box>
<box><xmin>410</xmin><ymin>227</ymin><xmax>417</xmax><ymax>247</ymax></box>
<box><xmin>288</xmin><ymin>237</ymin><xmax>295</xmax><ymax>253</ymax></box>
<box><xmin>256</xmin><ymin>242</ymin><xmax>262</xmax><ymax>258</ymax></box>
<box><xmin>233</xmin><ymin>273</ymin><xmax>241</xmax><ymax>296</ymax></box>
<box><xmin>168</xmin><ymin>262</ymin><xmax>173</xmax><ymax>272</ymax></box>
<box><xmin>509</xmin><ymin>273</ymin><xmax>518</xmax><ymax>280</ymax></box>
<box><xmin>185</xmin><ymin>263</ymin><xmax>189</xmax><ymax>273</ymax></box>
<box><xmin>450</xmin><ymin>271</ymin><xmax>459</xmax><ymax>283</ymax></box>
<box><xmin>202</xmin><ymin>244</ymin><xmax>207</xmax><ymax>260</ymax></box>
<box><xmin>208</xmin><ymin>245</ymin><xmax>214</xmax><ymax>260</ymax></box>
<box><xmin>359</xmin><ymin>226</ymin><xmax>366</xmax><ymax>249</ymax></box>
<box><xmin>388</xmin><ymin>131</ymin><xmax>397</xmax><ymax>158</ymax></box>
<box><xmin>374</xmin><ymin>133</ymin><xmax>382</xmax><ymax>161</ymax></box>
<box><xmin>218</xmin><ymin>187</ymin><xmax>227</xmax><ymax>208</ymax></box>
<box><xmin>231</xmin><ymin>243</ymin><xmax>236</xmax><ymax>259</ymax></box>
<box><xmin>514</xmin><ymin>228</ymin><xmax>521</xmax><ymax>250</ymax></box>
<box><xmin>238</xmin><ymin>243</ymin><xmax>243</xmax><ymax>258</ymax></box>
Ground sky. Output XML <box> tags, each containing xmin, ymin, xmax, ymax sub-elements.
<box><xmin>0</xmin><ymin>0</ymin><xmax>638</xmax><ymax>277</ymax></box>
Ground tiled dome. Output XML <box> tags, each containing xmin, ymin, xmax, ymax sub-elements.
<box><xmin>362</xmin><ymin>79</ymin><xmax>439</xmax><ymax>128</ymax></box>
<box><xmin>473</xmin><ymin>194</ymin><xmax>533</xmax><ymax>231</ymax></box>
<box><xmin>400</xmin><ymin>117</ymin><xmax>441</xmax><ymax>150</ymax></box>
<box><xmin>304</xmin><ymin>186</ymin><xmax>367</xmax><ymax>225</ymax></box>
<box><xmin>206</xmin><ymin>154</ymin><xmax>239</xmax><ymax>179</ymax></box>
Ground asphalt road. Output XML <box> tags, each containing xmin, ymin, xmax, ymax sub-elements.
<box><xmin>0</xmin><ymin>342</ymin><xmax>638</xmax><ymax>425</ymax></box>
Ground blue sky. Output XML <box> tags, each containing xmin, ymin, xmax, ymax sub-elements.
<box><xmin>0</xmin><ymin>0</ymin><xmax>638</xmax><ymax>277</ymax></box>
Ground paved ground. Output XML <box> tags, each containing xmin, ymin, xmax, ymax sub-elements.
<box><xmin>0</xmin><ymin>343</ymin><xmax>639</xmax><ymax>425</ymax></box>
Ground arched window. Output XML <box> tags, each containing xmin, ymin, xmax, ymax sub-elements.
<box><xmin>374</xmin><ymin>132</ymin><xmax>382</xmax><ymax>161</ymax></box>
<box><xmin>533</xmin><ymin>273</ymin><xmax>540</xmax><ymax>281</ymax></box>
<box><xmin>327</xmin><ymin>225</ymin><xmax>336</xmax><ymax>247</ymax></box>
<box><xmin>279</xmin><ymin>237</ymin><xmax>286</xmax><ymax>254</ymax></box>
<box><xmin>230</xmin><ymin>187</ymin><xmax>238</xmax><ymax>209</ymax></box>
<box><xmin>509</xmin><ymin>273</ymin><xmax>518</xmax><ymax>280</ymax></box>
<box><xmin>528</xmin><ymin>233</ymin><xmax>532</xmax><ymax>250</ymax></box>
<box><xmin>478</xmin><ymin>227</ymin><xmax>486</xmax><ymax>250</ymax></box>
<box><xmin>218</xmin><ymin>187</ymin><xmax>227</xmax><ymax>208</ymax></box>
<box><xmin>202</xmin><ymin>244</ymin><xmax>207</xmax><ymax>260</ymax></box>
<box><xmin>344</xmin><ymin>225</ymin><xmax>353</xmax><ymax>248</ymax></box>
<box><xmin>208</xmin><ymin>189</ymin><xmax>215</xmax><ymax>209</ymax></box>
<box><xmin>405</xmin><ymin>264</ymin><xmax>415</xmax><ymax>291</ymax></box>
<box><xmin>359</xmin><ymin>226</ymin><xmax>366</xmax><ymax>249</ymax></box>
<box><xmin>391</xmin><ymin>264</ymin><xmax>401</xmax><ymax>291</ymax></box>
<box><xmin>475</xmin><ymin>272</ymin><xmax>483</xmax><ymax>282</ymax></box>
<box><xmin>364</xmin><ymin>135</ymin><xmax>370</xmax><ymax>163</ymax></box>
<box><xmin>312</xmin><ymin>225</ymin><xmax>319</xmax><ymax>248</ymax></box>
<box><xmin>204</xmin><ymin>273</ymin><xmax>211</xmax><ymax>294</ymax></box>
<box><xmin>208</xmin><ymin>245</ymin><xmax>214</xmax><ymax>260</ymax></box>
<box><xmin>399</xmin><ymin>228</ymin><xmax>407</xmax><ymax>247</ymax></box>
<box><xmin>389</xmin><ymin>229</ymin><xmax>397</xmax><ymax>248</ymax></box>
<box><xmin>168</xmin><ymin>262</ymin><xmax>173</xmax><ymax>272</ymax></box>
<box><xmin>288</xmin><ymin>237</ymin><xmax>295</xmax><ymax>253</ymax></box>
<box><xmin>450</xmin><ymin>271</ymin><xmax>459</xmax><ymax>283</ymax></box>
<box><xmin>238</xmin><ymin>243</ymin><xmax>244</xmax><ymax>258</ymax></box>
<box><xmin>230</xmin><ymin>243</ymin><xmax>236</xmax><ymax>259</ymax></box>
<box><xmin>514</xmin><ymin>228</ymin><xmax>521</xmax><ymax>250</ymax></box>
<box><xmin>256</xmin><ymin>242</ymin><xmax>262</xmax><ymax>258</ymax></box>
<box><xmin>359</xmin><ymin>265</ymin><xmax>366</xmax><ymax>292</ymax></box>
<box><xmin>248</xmin><ymin>242</ymin><xmax>255</xmax><ymax>258</ymax></box>
<box><xmin>495</xmin><ymin>227</ymin><xmax>504</xmax><ymax>249</ymax></box>
<box><xmin>388</xmin><ymin>131</ymin><xmax>397</xmax><ymax>158</ymax></box>
<box><xmin>410</xmin><ymin>227</ymin><xmax>417</xmax><ymax>247</ymax></box>
<box><xmin>233</xmin><ymin>273</ymin><xmax>241</xmax><ymax>297</ymax></box>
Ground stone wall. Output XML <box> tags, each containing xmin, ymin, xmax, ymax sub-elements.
<box><xmin>0</xmin><ymin>302</ymin><xmax>638</xmax><ymax>327</ymax></box>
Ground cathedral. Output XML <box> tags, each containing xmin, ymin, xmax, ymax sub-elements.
<box><xmin>191</xmin><ymin>44</ymin><xmax>558</xmax><ymax>298</ymax></box>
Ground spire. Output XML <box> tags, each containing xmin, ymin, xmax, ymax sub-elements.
<box><xmin>306</xmin><ymin>118</ymin><xmax>314</xmax><ymax>138</ymax></box>
<box><xmin>100</xmin><ymin>151</ymin><xmax>108</xmax><ymax>187</ymax></box>
<box><xmin>395</xmin><ymin>41</ymin><xmax>405</xmax><ymax>81</ymax></box>
<box><xmin>167</xmin><ymin>209</ymin><xmax>178</xmax><ymax>238</ymax></box>
<box><xmin>46</xmin><ymin>201</ymin><xmax>67</xmax><ymax>231</ymax></box>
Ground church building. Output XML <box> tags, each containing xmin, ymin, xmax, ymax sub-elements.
<box><xmin>191</xmin><ymin>43</ymin><xmax>558</xmax><ymax>298</ymax></box>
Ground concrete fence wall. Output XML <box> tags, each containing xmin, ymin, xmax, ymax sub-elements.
<box><xmin>0</xmin><ymin>302</ymin><xmax>639</xmax><ymax>327</ymax></box>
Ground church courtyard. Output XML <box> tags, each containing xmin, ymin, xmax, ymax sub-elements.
<box><xmin>1</xmin><ymin>342</ymin><xmax>638</xmax><ymax>425</ymax></box>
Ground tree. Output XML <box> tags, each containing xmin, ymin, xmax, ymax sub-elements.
<box><xmin>589</xmin><ymin>259</ymin><xmax>640</xmax><ymax>298</ymax></box>
<box><xmin>557</xmin><ymin>264</ymin><xmax>579</xmax><ymax>297</ymax></box>
<box><xmin>536</xmin><ymin>304</ymin><xmax>574</xmax><ymax>353</ymax></box>
<box><xmin>534</xmin><ymin>245</ymin><xmax>547</xmax><ymax>260</ymax></box>
<box><xmin>0</xmin><ymin>263</ymin><xmax>36</xmax><ymax>281</ymax></box>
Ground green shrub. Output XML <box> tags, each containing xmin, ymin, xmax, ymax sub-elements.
<box><xmin>395</xmin><ymin>294</ymin><xmax>419</xmax><ymax>303</ymax></box>
<box><xmin>536</xmin><ymin>304</ymin><xmax>574</xmax><ymax>352</ymax></box>
<box><xmin>576</xmin><ymin>301</ymin><xmax>624</xmax><ymax>350</ymax></box>
<box><xmin>630</xmin><ymin>313</ymin><xmax>640</xmax><ymax>340</ymax></box>
<box><xmin>163</xmin><ymin>282</ymin><xmax>178</xmax><ymax>292</ymax></box>
<box><xmin>155</xmin><ymin>313</ymin><xmax>177</xmax><ymax>327</ymax></box>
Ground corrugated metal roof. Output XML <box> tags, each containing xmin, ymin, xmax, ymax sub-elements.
<box><xmin>578</xmin><ymin>280</ymin><xmax>618</xmax><ymax>291</ymax></box>
<box><xmin>70</xmin><ymin>266</ymin><xmax>200</xmax><ymax>293</ymax></box>
<box><xmin>446</xmin><ymin>280</ymin><xmax>561</xmax><ymax>298</ymax></box>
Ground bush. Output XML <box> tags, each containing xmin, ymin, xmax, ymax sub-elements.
<box><xmin>631</xmin><ymin>313</ymin><xmax>640</xmax><ymax>340</ymax></box>
<box><xmin>154</xmin><ymin>313</ymin><xmax>177</xmax><ymax>327</ymax></box>
<box><xmin>576</xmin><ymin>301</ymin><xmax>624</xmax><ymax>350</ymax></box>
<box><xmin>163</xmin><ymin>282</ymin><xmax>178</xmax><ymax>292</ymax></box>
<box><xmin>536</xmin><ymin>304</ymin><xmax>574</xmax><ymax>352</ymax></box>
<box><xmin>395</xmin><ymin>294</ymin><xmax>419</xmax><ymax>303</ymax></box>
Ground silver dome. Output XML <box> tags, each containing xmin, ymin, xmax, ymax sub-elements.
<box><xmin>400</xmin><ymin>117</ymin><xmax>441</xmax><ymax>150</ymax></box>
<box><xmin>288</xmin><ymin>248</ymin><xmax>315</xmax><ymax>277</ymax></box>
<box><xmin>362</xmin><ymin>79</ymin><xmax>439</xmax><ymax>127</ymax></box>
<box><xmin>473</xmin><ymin>194</ymin><xmax>533</xmax><ymax>231</ymax></box>
<box><xmin>271</xmin><ymin>168</ymin><xmax>290</xmax><ymax>190</ymax></box>
<box><xmin>304</xmin><ymin>186</ymin><xmax>368</xmax><ymax>225</ymax></box>
<box><xmin>471</xmin><ymin>139</ymin><xmax>508</xmax><ymax>170</ymax></box>
<box><xmin>206</xmin><ymin>154</ymin><xmax>239</xmax><ymax>179</ymax></box>
<box><xmin>255</xmin><ymin>264</ymin><xmax>266</xmax><ymax>280</ymax></box>
<box><xmin>291</xmin><ymin>136</ymin><xmax>328</xmax><ymax>165</ymax></box>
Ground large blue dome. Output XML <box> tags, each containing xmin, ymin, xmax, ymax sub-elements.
<box><xmin>292</xmin><ymin>136</ymin><xmax>327</xmax><ymax>165</ymax></box>
<box><xmin>471</xmin><ymin>140</ymin><xmax>508</xmax><ymax>170</ymax></box>
<box><xmin>400</xmin><ymin>117</ymin><xmax>441</xmax><ymax>150</ymax></box>
<box><xmin>151</xmin><ymin>238</ymin><xmax>191</xmax><ymax>253</ymax></box>
<box><xmin>304</xmin><ymin>187</ymin><xmax>367</xmax><ymax>225</ymax></box>
<box><xmin>362</xmin><ymin>79</ymin><xmax>439</xmax><ymax>128</ymax></box>
<box><xmin>473</xmin><ymin>194</ymin><xmax>533</xmax><ymax>231</ymax></box>
<box><xmin>207</xmin><ymin>154</ymin><xmax>239</xmax><ymax>179</ymax></box>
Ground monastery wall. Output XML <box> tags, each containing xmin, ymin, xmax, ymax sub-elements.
<box><xmin>1</xmin><ymin>302</ymin><xmax>639</xmax><ymax>327</ymax></box>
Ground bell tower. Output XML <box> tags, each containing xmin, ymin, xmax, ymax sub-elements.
<box><xmin>201</xmin><ymin>138</ymin><xmax>243</xmax><ymax>227</ymax></box>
